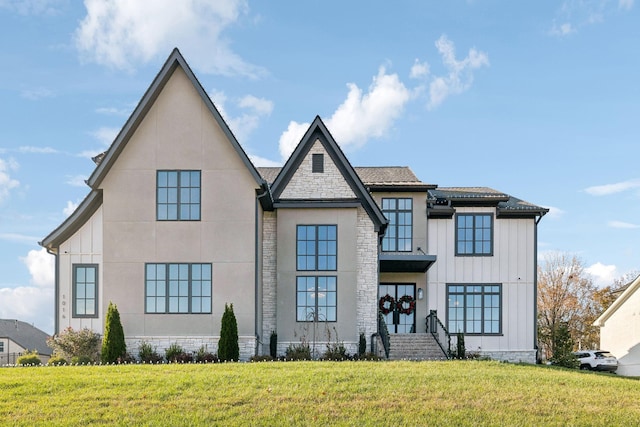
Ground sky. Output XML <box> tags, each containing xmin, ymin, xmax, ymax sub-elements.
<box><xmin>1</xmin><ymin>0</ymin><xmax>639</xmax><ymax>335</ymax></box>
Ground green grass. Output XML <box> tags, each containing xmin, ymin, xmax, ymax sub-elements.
<box><xmin>1</xmin><ymin>361</ymin><xmax>638</xmax><ymax>426</ymax></box>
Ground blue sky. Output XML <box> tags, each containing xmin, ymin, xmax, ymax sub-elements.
<box><xmin>1</xmin><ymin>0</ymin><xmax>639</xmax><ymax>334</ymax></box>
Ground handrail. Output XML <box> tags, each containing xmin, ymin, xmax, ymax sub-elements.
<box><xmin>377</xmin><ymin>311</ymin><xmax>390</xmax><ymax>358</ymax></box>
<box><xmin>426</xmin><ymin>310</ymin><xmax>451</xmax><ymax>359</ymax></box>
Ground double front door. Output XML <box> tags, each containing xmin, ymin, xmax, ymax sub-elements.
<box><xmin>379</xmin><ymin>283</ymin><xmax>416</xmax><ymax>334</ymax></box>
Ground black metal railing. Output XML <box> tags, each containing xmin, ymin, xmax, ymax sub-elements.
<box><xmin>426</xmin><ymin>310</ymin><xmax>451</xmax><ymax>359</ymax></box>
<box><xmin>377</xmin><ymin>311</ymin><xmax>390</xmax><ymax>358</ymax></box>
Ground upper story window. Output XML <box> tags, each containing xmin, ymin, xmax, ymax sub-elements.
<box><xmin>157</xmin><ymin>170</ymin><xmax>201</xmax><ymax>221</ymax></box>
<box><xmin>447</xmin><ymin>284</ymin><xmax>501</xmax><ymax>335</ymax></box>
<box><xmin>0</xmin><ymin>342</ymin><xmax>4</xmax><ymax>352</ymax></box>
<box><xmin>145</xmin><ymin>263</ymin><xmax>212</xmax><ymax>314</ymax></box>
<box><xmin>456</xmin><ymin>213</ymin><xmax>493</xmax><ymax>256</ymax></box>
<box><xmin>73</xmin><ymin>264</ymin><xmax>98</xmax><ymax>318</ymax></box>
<box><xmin>381</xmin><ymin>198</ymin><xmax>412</xmax><ymax>252</ymax></box>
<box><xmin>297</xmin><ymin>225</ymin><xmax>337</xmax><ymax>271</ymax></box>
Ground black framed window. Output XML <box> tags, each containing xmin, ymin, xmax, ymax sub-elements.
<box><xmin>381</xmin><ymin>198</ymin><xmax>412</xmax><ymax>252</ymax></box>
<box><xmin>312</xmin><ymin>153</ymin><xmax>324</xmax><ymax>173</ymax></box>
<box><xmin>456</xmin><ymin>213</ymin><xmax>493</xmax><ymax>255</ymax></box>
<box><xmin>157</xmin><ymin>170</ymin><xmax>201</xmax><ymax>221</ymax></box>
<box><xmin>73</xmin><ymin>264</ymin><xmax>98</xmax><ymax>318</ymax></box>
<box><xmin>145</xmin><ymin>263</ymin><xmax>211</xmax><ymax>313</ymax></box>
<box><xmin>296</xmin><ymin>276</ymin><xmax>337</xmax><ymax>322</ymax></box>
<box><xmin>447</xmin><ymin>284</ymin><xmax>501</xmax><ymax>334</ymax></box>
<box><xmin>296</xmin><ymin>225</ymin><xmax>337</xmax><ymax>271</ymax></box>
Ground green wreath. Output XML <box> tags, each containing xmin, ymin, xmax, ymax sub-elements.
<box><xmin>397</xmin><ymin>295</ymin><xmax>416</xmax><ymax>315</ymax></box>
<box><xmin>379</xmin><ymin>294</ymin><xmax>395</xmax><ymax>315</ymax></box>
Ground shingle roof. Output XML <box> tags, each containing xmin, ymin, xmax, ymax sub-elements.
<box><xmin>0</xmin><ymin>319</ymin><xmax>51</xmax><ymax>356</ymax></box>
<box><xmin>257</xmin><ymin>166</ymin><xmax>432</xmax><ymax>187</ymax></box>
<box><xmin>429</xmin><ymin>187</ymin><xmax>548</xmax><ymax>216</ymax></box>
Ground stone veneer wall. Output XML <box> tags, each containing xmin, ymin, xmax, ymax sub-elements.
<box><xmin>356</xmin><ymin>207</ymin><xmax>379</xmax><ymax>351</ymax></box>
<box><xmin>261</xmin><ymin>211</ymin><xmax>277</xmax><ymax>354</ymax></box>
<box><xmin>126</xmin><ymin>336</ymin><xmax>257</xmax><ymax>361</ymax></box>
<box><xmin>280</xmin><ymin>140</ymin><xmax>355</xmax><ymax>199</ymax></box>
<box><xmin>481</xmin><ymin>350</ymin><xmax>536</xmax><ymax>364</ymax></box>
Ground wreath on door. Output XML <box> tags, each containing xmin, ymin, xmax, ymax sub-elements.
<box><xmin>379</xmin><ymin>294</ymin><xmax>395</xmax><ymax>315</ymax></box>
<box><xmin>397</xmin><ymin>295</ymin><xmax>416</xmax><ymax>315</ymax></box>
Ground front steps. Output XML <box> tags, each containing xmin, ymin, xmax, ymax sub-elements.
<box><xmin>388</xmin><ymin>333</ymin><xmax>448</xmax><ymax>360</ymax></box>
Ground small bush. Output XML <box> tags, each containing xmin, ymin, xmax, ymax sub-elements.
<box><xmin>358</xmin><ymin>333</ymin><xmax>367</xmax><ymax>356</ymax></box>
<box><xmin>285</xmin><ymin>342</ymin><xmax>311</xmax><ymax>360</ymax></box>
<box><xmin>165</xmin><ymin>343</ymin><xmax>185</xmax><ymax>363</ymax></box>
<box><xmin>269</xmin><ymin>331</ymin><xmax>278</xmax><ymax>359</ymax></box>
<box><xmin>353</xmin><ymin>352</ymin><xmax>382</xmax><ymax>361</ymax></box>
<box><xmin>47</xmin><ymin>356</ymin><xmax>68</xmax><ymax>366</ymax></box>
<box><xmin>17</xmin><ymin>350</ymin><xmax>42</xmax><ymax>366</ymax></box>
<box><xmin>321</xmin><ymin>343</ymin><xmax>350</xmax><ymax>361</ymax></box>
<box><xmin>194</xmin><ymin>345</ymin><xmax>217</xmax><ymax>363</ymax></box>
<box><xmin>138</xmin><ymin>341</ymin><xmax>163</xmax><ymax>363</ymax></box>
<box><xmin>71</xmin><ymin>355</ymin><xmax>93</xmax><ymax>365</ymax></box>
<box><xmin>250</xmin><ymin>355</ymin><xmax>274</xmax><ymax>362</ymax></box>
<box><xmin>117</xmin><ymin>353</ymin><xmax>137</xmax><ymax>364</ymax></box>
<box><xmin>47</xmin><ymin>327</ymin><xmax>101</xmax><ymax>362</ymax></box>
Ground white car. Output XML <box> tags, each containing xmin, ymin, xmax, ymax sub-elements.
<box><xmin>573</xmin><ymin>350</ymin><xmax>618</xmax><ymax>372</ymax></box>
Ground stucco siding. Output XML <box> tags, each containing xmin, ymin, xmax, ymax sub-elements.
<box><xmin>600</xmin><ymin>288</ymin><xmax>640</xmax><ymax>376</ymax></box>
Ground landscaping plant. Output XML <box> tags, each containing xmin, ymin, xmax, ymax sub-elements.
<box><xmin>101</xmin><ymin>302</ymin><xmax>127</xmax><ymax>363</ymax></box>
<box><xmin>47</xmin><ymin>327</ymin><xmax>101</xmax><ymax>363</ymax></box>
<box><xmin>218</xmin><ymin>303</ymin><xmax>239</xmax><ymax>361</ymax></box>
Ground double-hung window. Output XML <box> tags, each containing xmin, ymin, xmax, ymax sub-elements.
<box><xmin>296</xmin><ymin>276</ymin><xmax>337</xmax><ymax>322</ymax></box>
<box><xmin>381</xmin><ymin>198</ymin><xmax>412</xmax><ymax>252</ymax></box>
<box><xmin>145</xmin><ymin>263</ymin><xmax>211</xmax><ymax>314</ymax></box>
<box><xmin>456</xmin><ymin>213</ymin><xmax>493</xmax><ymax>255</ymax></box>
<box><xmin>447</xmin><ymin>284</ymin><xmax>501</xmax><ymax>334</ymax></box>
<box><xmin>157</xmin><ymin>170</ymin><xmax>201</xmax><ymax>220</ymax></box>
<box><xmin>296</xmin><ymin>225</ymin><xmax>337</xmax><ymax>271</ymax></box>
<box><xmin>73</xmin><ymin>264</ymin><xmax>98</xmax><ymax>318</ymax></box>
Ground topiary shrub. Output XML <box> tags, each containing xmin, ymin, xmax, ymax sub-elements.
<box><xmin>47</xmin><ymin>327</ymin><xmax>101</xmax><ymax>363</ymax></box>
<box><xmin>138</xmin><ymin>341</ymin><xmax>163</xmax><ymax>363</ymax></box>
<box><xmin>101</xmin><ymin>302</ymin><xmax>127</xmax><ymax>364</ymax></box>
<box><xmin>269</xmin><ymin>331</ymin><xmax>278</xmax><ymax>359</ymax></box>
<box><xmin>47</xmin><ymin>355</ymin><xmax>68</xmax><ymax>366</ymax></box>
<box><xmin>358</xmin><ymin>333</ymin><xmax>367</xmax><ymax>356</ymax></box>
<box><xmin>218</xmin><ymin>303</ymin><xmax>239</xmax><ymax>362</ymax></box>
<box><xmin>17</xmin><ymin>350</ymin><xmax>42</xmax><ymax>366</ymax></box>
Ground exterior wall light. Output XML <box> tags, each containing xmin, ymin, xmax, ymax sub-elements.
<box><xmin>417</xmin><ymin>288</ymin><xmax>424</xmax><ymax>300</ymax></box>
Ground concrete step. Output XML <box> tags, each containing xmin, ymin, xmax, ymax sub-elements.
<box><xmin>388</xmin><ymin>333</ymin><xmax>448</xmax><ymax>360</ymax></box>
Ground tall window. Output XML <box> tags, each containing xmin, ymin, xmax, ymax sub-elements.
<box><xmin>145</xmin><ymin>263</ymin><xmax>211</xmax><ymax>314</ymax></box>
<box><xmin>447</xmin><ymin>284</ymin><xmax>501</xmax><ymax>334</ymax></box>
<box><xmin>157</xmin><ymin>170</ymin><xmax>201</xmax><ymax>221</ymax></box>
<box><xmin>297</xmin><ymin>225</ymin><xmax>337</xmax><ymax>271</ymax></box>
<box><xmin>0</xmin><ymin>342</ymin><xmax>4</xmax><ymax>352</ymax></box>
<box><xmin>456</xmin><ymin>214</ymin><xmax>493</xmax><ymax>255</ymax></box>
<box><xmin>382</xmin><ymin>198</ymin><xmax>413</xmax><ymax>252</ymax></box>
<box><xmin>73</xmin><ymin>264</ymin><xmax>98</xmax><ymax>318</ymax></box>
<box><xmin>296</xmin><ymin>276</ymin><xmax>337</xmax><ymax>322</ymax></box>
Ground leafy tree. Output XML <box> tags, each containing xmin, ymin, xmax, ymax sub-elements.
<box><xmin>218</xmin><ymin>303</ymin><xmax>239</xmax><ymax>361</ymax></box>
<box><xmin>47</xmin><ymin>327</ymin><xmax>101</xmax><ymax>362</ymax></box>
<box><xmin>549</xmin><ymin>322</ymin><xmax>579</xmax><ymax>369</ymax></box>
<box><xmin>102</xmin><ymin>302</ymin><xmax>127</xmax><ymax>363</ymax></box>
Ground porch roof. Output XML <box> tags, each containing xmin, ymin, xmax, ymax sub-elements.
<box><xmin>379</xmin><ymin>253</ymin><xmax>436</xmax><ymax>273</ymax></box>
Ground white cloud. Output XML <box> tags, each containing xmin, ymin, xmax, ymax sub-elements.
<box><xmin>586</xmin><ymin>262</ymin><xmax>618</xmax><ymax>288</ymax></box>
<box><xmin>95</xmin><ymin>106</ymin><xmax>131</xmax><ymax>116</ymax></box>
<box><xmin>249</xmin><ymin>154</ymin><xmax>281</xmax><ymax>168</ymax></box>
<box><xmin>543</xmin><ymin>205</ymin><xmax>565</xmax><ymax>220</ymax></box>
<box><xmin>608</xmin><ymin>220</ymin><xmax>640</xmax><ymax>229</ymax></box>
<box><xmin>0</xmin><ymin>286</ymin><xmax>54</xmax><ymax>334</ymax></box>
<box><xmin>410</xmin><ymin>59</ymin><xmax>430</xmax><ymax>79</ymax></box>
<box><xmin>18</xmin><ymin>146</ymin><xmax>58</xmax><ymax>154</ymax></box>
<box><xmin>550</xmin><ymin>0</ymin><xmax>633</xmax><ymax>36</ymax></box>
<box><xmin>619</xmin><ymin>0</ymin><xmax>634</xmax><ymax>10</ymax></box>
<box><xmin>0</xmin><ymin>157</ymin><xmax>20</xmax><ymax>204</ymax></box>
<box><xmin>0</xmin><ymin>0</ymin><xmax>63</xmax><ymax>15</ymax></box>
<box><xmin>21</xmin><ymin>87</ymin><xmax>55</xmax><ymax>100</ymax></box>
<box><xmin>426</xmin><ymin>35</ymin><xmax>489</xmax><ymax>110</ymax></box>
<box><xmin>210</xmin><ymin>90</ymin><xmax>274</xmax><ymax>144</ymax></box>
<box><xmin>0</xmin><ymin>233</ymin><xmax>40</xmax><ymax>245</ymax></box>
<box><xmin>278</xmin><ymin>66</ymin><xmax>412</xmax><ymax>160</ymax></box>
<box><xmin>66</xmin><ymin>175</ymin><xmax>88</xmax><ymax>187</ymax></box>
<box><xmin>549</xmin><ymin>22</ymin><xmax>576</xmax><ymax>36</ymax></box>
<box><xmin>584</xmin><ymin>179</ymin><xmax>640</xmax><ymax>196</ymax></box>
<box><xmin>78</xmin><ymin>126</ymin><xmax>120</xmax><ymax>159</ymax></box>
<box><xmin>63</xmin><ymin>200</ymin><xmax>80</xmax><ymax>216</ymax></box>
<box><xmin>20</xmin><ymin>248</ymin><xmax>55</xmax><ymax>288</ymax></box>
<box><xmin>75</xmin><ymin>0</ymin><xmax>265</xmax><ymax>78</ymax></box>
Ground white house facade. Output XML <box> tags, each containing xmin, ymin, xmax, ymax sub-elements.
<box><xmin>41</xmin><ymin>49</ymin><xmax>548</xmax><ymax>363</ymax></box>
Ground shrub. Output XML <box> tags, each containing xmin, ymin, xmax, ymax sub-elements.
<box><xmin>47</xmin><ymin>355</ymin><xmax>68</xmax><ymax>366</ymax></box>
<box><xmin>17</xmin><ymin>350</ymin><xmax>42</xmax><ymax>366</ymax></box>
<box><xmin>358</xmin><ymin>333</ymin><xmax>367</xmax><ymax>356</ymax></box>
<box><xmin>353</xmin><ymin>352</ymin><xmax>382</xmax><ymax>361</ymax></box>
<box><xmin>285</xmin><ymin>342</ymin><xmax>311</xmax><ymax>361</ymax></box>
<box><xmin>550</xmin><ymin>322</ymin><xmax>580</xmax><ymax>369</ymax></box>
<box><xmin>47</xmin><ymin>327</ymin><xmax>101</xmax><ymax>362</ymax></box>
<box><xmin>321</xmin><ymin>343</ymin><xmax>350</xmax><ymax>361</ymax></box>
<box><xmin>194</xmin><ymin>345</ymin><xmax>217</xmax><ymax>363</ymax></box>
<box><xmin>71</xmin><ymin>355</ymin><xmax>93</xmax><ymax>365</ymax></box>
<box><xmin>138</xmin><ymin>341</ymin><xmax>163</xmax><ymax>363</ymax></box>
<box><xmin>218</xmin><ymin>303</ymin><xmax>239</xmax><ymax>362</ymax></box>
<box><xmin>165</xmin><ymin>343</ymin><xmax>185</xmax><ymax>363</ymax></box>
<box><xmin>269</xmin><ymin>331</ymin><xmax>278</xmax><ymax>359</ymax></box>
<box><xmin>101</xmin><ymin>302</ymin><xmax>127</xmax><ymax>364</ymax></box>
<box><xmin>452</xmin><ymin>332</ymin><xmax>466</xmax><ymax>359</ymax></box>
<box><xmin>250</xmin><ymin>355</ymin><xmax>274</xmax><ymax>362</ymax></box>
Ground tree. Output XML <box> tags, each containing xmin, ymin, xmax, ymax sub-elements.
<box><xmin>218</xmin><ymin>303</ymin><xmax>239</xmax><ymax>361</ymax></box>
<box><xmin>537</xmin><ymin>253</ymin><xmax>598</xmax><ymax>360</ymax></box>
<box><xmin>549</xmin><ymin>322</ymin><xmax>579</xmax><ymax>369</ymax></box>
<box><xmin>102</xmin><ymin>302</ymin><xmax>127</xmax><ymax>363</ymax></box>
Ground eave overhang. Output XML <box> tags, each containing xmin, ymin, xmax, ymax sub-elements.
<box><xmin>367</xmin><ymin>184</ymin><xmax>436</xmax><ymax>193</ymax></box>
<box><xmin>379</xmin><ymin>253</ymin><xmax>436</xmax><ymax>273</ymax></box>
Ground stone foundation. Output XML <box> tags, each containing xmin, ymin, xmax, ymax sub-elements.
<box><xmin>126</xmin><ymin>335</ymin><xmax>257</xmax><ymax>361</ymax></box>
<box><xmin>480</xmin><ymin>350</ymin><xmax>536</xmax><ymax>364</ymax></box>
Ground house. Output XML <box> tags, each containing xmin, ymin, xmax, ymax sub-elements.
<box><xmin>40</xmin><ymin>49</ymin><xmax>548</xmax><ymax>362</ymax></box>
<box><xmin>594</xmin><ymin>274</ymin><xmax>640</xmax><ymax>376</ymax></box>
<box><xmin>0</xmin><ymin>319</ymin><xmax>51</xmax><ymax>365</ymax></box>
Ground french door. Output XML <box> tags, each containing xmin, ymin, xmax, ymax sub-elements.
<box><xmin>379</xmin><ymin>283</ymin><xmax>416</xmax><ymax>334</ymax></box>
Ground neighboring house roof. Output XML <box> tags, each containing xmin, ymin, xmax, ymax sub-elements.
<box><xmin>40</xmin><ymin>48</ymin><xmax>270</xmax><ymax>250</ymax></box>
<box><xmin>429</xmin><ymin>187</ymin><xmax>549</xmax><ymax>218</ymax></box>
<box><xmin>269</xmin><ymin>116</ymin><xmax>388</xmax><ymax>232</ymax></box>
<box><xmin>0</xmin><ymin>319</ymin><xmax>51</xmax><ymax>355</ymax></box>
<box><xmin>594</xmin><ymin>274</ymin><xmax>640</xmax><ymax>327</ymax></box>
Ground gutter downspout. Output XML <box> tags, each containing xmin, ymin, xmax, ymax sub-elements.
<box><xmin>533</xmin><ymin>212</ymin><xmax>546</xmax><ymax>363</ymax></box>
<box><xmin>44</xmin><ymin>246</ymin><xmax>59</xmax><ymax>335</ymax></box>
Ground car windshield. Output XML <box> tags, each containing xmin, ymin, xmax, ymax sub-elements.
<box><xmin>595</xmin><ymin>352</ymin><xmax>614</xmax><ymax>358</ymax></box>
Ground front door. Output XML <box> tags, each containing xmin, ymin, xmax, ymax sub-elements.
<box><xmin>378</xmin><ymin>283</ymin><xmax>416</xmax><ymax>333</ymax></box>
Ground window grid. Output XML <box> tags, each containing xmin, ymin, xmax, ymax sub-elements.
<box><xmin>296</xmin><ymin>276</ymin><xmax>337</xmax><ymax>322</ymax></box>
<box><xmin>381</xmin><ymin>198</ymin><xmax>413</xmax><ymax>252</ymax></box>
<box><xmin>456</xmin><ymin>214</ymin><xmax>493</xmax><ymax>255</ymax></box>
<box><xmin>73</xmin><ymin>264</ymin><xmax>98</xmax><ymax>318</ymax></box>
<box><xmin>297</xmin><ymin>225</ymin><xmax>337</xmax><ymax>271</ymax></box>
<box><xmin>0</xmin><ymin>342</ymin><xmax>4</xmax><ymax>352</ymax></box>
<box><xmin>447</xmin><ymin>284</ymin><xmax>501</xmax><ymax>335</ymax></box>
<box><xmin>145</xmin><ymin>263</ymin><xmax>211</xmax><ymax>314</ymax></box>
<box><xmin>157</xmin><ymin>170</ymin><xmax>201</xmax><ymax>221</ymax></box>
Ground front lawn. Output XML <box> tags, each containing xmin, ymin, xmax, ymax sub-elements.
<box><xmin>1</xmin><ymin>361</ymin><xmax>637</xmax><ymax>426</ymax></box>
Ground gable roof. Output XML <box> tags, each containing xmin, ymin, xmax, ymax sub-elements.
<box><xmin>594</xmin><ymin>274</ymin><xmax>640</xmax><ymax>327</ymax></box>
<box><xmin>0</xmin><ymin>319</ymin><xmax>51</xmax><ymax>355</ymax></box>
<box><xmin>41</xmin><ymin>48</ymin><xmax>269</xmax><ymax>249</ymax></box>
<box><xmin>269</xmin><ymin>116</ymin><xmax>388</xmax><ymax>232</ymax></box>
